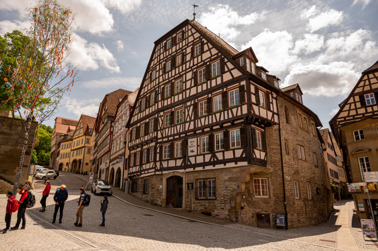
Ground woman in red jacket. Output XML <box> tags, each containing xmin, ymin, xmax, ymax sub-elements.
<box><xmin>40</xmin><ymin>180</ymin><xmax>51</xmax><ymax>212</ymax></box>
<box><xmin>3</xmin><ymin>191</ymin><xmax>16</xmax><ymax>234</ymax></box>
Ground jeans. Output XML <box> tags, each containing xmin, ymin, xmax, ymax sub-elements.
<box><xmin>5</xmin><ymin>213</ymin><xmax>11</xmax><ymax>229</ymax></box>
<box><xmin>101</xmin><ymin>211</ymin><xmax>106</xmax><ymax>225</ymax></box>
<box><xmin>76</xmin><ymin>206</ymin><xmax>84</xmax><ymax>224</ymax></box>
<box><xmin>15</xmin><ymin>206</ymin><xmax>26</xmax><ymax>227</ymax></box>
<box><xmin>40</xmin><ymin>195</ymin><xmax>48</xmax><ymax>209</ymax></box>
<box><xmin>53</xmin><ymin>203</ymin><xmax>65</xmax><ymax>222</ymax></box>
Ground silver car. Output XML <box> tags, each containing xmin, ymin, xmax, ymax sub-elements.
<box><xmin>91</xmin><ymin>180</ymin><xmax>112</xmax><ymax>195</ymax></box>
<box><xmin>35</xmin><ymin>170</ymin><xmax>57</xmax><ymax>180</ymax></box>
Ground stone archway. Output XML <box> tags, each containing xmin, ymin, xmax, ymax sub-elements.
<box><xmin>115</xmin><ymin>168</ymin><xmax>121</xmax><ymax>188</ymax></box>
<box><xmin>58</xmin><ymin>163</ymin><xmax>63</xmax><ymax>171</ymax></box>
<box><xmin>71</xmin><ymin>159</ymin><xmax>78</xmax><ymax>173</ymax></box>
<box><xmin>166</xmin><ymin>176</ymin><xmax>183</xmax><ymax>208</ymax></box>
<box><xmin>109</xmin><ymin>168</ymin><xmax>115</xmax><ymax>185</ymax></box>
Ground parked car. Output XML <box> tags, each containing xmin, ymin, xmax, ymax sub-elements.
<box><xmin>35</xmin><ymin>170</ymin><xmax>57</xmax><ymax>180</ymax></box>
<box><xmin>91</xmin><ymin>180</ymin><xmax>112</xmax><ymax>195</ymax></box>
<box><xmin>54</xmin><ymin>170</ymin><xmax>59</xmax><ymax>177</ymax></box>
<box><xmin>34</xmin><ymin>167</ymin><xmax>48</xmax><ymax>177</ymax></box>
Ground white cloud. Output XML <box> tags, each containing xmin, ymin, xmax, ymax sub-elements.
<box><xmin>116</xmin><ymin>40</ymin><xmax>124</xmax><ymax>51</ymax></box>
<box><xmin>0</xmin><ymin>20</ymin><xmax>29</xmax><ymax>35</ymax></box>
<box><xmin>199</xmin><ymin>4</ymin><xmax>261</xmax><ymax>41</ymax></box>
<box><xmin>0</xmin><ymin>0</ymin><xmax>34</xmax><ymax>17</ymax></box>
<box><xmin>329</xmin><ymin>108</ymin><xmax>339</xmax><ymax>116</ymax></box>
<box><xmin>68</xmin><ymin>34</ymin><xmax>120</xmax><ymax>73</ymax></box>
<box><xmin>242</xmin><ymin>29</ymin><xmax>297</xmax><ymax>74</ymax></box>
<box><xmin>352</xmin><ymin>0</ymin><xmax>372</xmax><ymax>8</ymax></box>
<box><xmin>301</xmin><ymin>6</ymin><xmax>343</xmax><ymax>32</ymax></box>
<box><xmin>284</xmin><ymin>62</ymin><xmax>359</xmax><ymax>97</ymax></box>
<box><xmin>65</xmin><ymin>97</ymin><xmax>100</xmax><ymax>117</ymax></box>
<box><xmin>101</xmin><ymin>0</ymin><xmax>142</xmax><ymax>14</ymax></box>
<box><xmin>82</xmin><ymin>77</ymin><xmax>141</xmax><ymax>90</ymax></box>
<box><xmin>293</xmin><ymin>34</ymin><xmax>324</xmax><ymax>54</ymax></box>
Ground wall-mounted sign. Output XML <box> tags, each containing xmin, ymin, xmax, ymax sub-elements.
<box><xmin>348</xmin><ymin>182</ymin><xmax>366</xmax><ymax>192</ymax></box>
<box><xmin>365</xmin><ymin>172</ymin><xmax>378</xmax><ymax>182</ymax></box>
<box><xmin>188</xmin><ymin>138</ymin><xmax>197</xmax><ymax>156</ymax></box>
<box><xmin>187</xmin><ymin>183</ymin><xmax>194</xmax><ymax>190</ymax></box>
<box><xmin>358</xmin><ymin>203</ymin><xmax>365</xmax><ymax>212</ymax></box>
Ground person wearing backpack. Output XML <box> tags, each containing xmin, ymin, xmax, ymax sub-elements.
<box><xmin>52</xmin><ymin>184</ymin><xmax>68</xmax><ymax>224</ymax></box>
<box><xmin>11</xmin><ymin>184</ymin><xmax>29</xmax><ymax>230</ymax></box>
<box><xmin>39</xmin><ymin>180</ymin><xmax>51</xmax><ymax>212</ymax></box>
<box><xmin>74</xmin><ymin>187</ymin><xmax>87</xmax><ymax>227</ymax></box>
<box><xmin>3</xmin><ymin>191</ymin><xmax>17</xmax><ymax>234</ymax></box>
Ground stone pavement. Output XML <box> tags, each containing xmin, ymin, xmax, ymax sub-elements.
<box><xmin>0</xmin><ymin>172</ymin><xmax>377</xmax><ymax>250</ymax></box>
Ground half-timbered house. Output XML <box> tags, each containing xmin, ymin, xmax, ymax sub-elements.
<box><xmin>330</xmin><ymin>60</ymin><xmax>378</xmax><ymax>221</ymax></box>
<box><xmin>127</xmin><ymin>19</ymin><xmax>332</xmax><ymax>228</ymax></box>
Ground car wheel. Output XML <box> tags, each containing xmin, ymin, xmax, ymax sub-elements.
<box><xmin>54</xmin><ymin>176</ymin><xmax>57</xmax><ymax>179</ymax></box>
<box><xmin>43</xmin><ymin>177</ymin><xmax>47</xmax><ymax>181</ymax></box>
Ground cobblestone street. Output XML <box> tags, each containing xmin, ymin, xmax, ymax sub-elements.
<box><xmin>0</xmin><ymin>172</ymin><xmax>377</xmax><ymax>251</ymax></box>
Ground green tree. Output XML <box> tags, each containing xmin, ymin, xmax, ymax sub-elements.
<box><xmin>32</xmin><ymin>124</ymin><xmax>52</xmax><ymax>165</ymax></box>
<box><xmin>0</xmin><ymin>0</ymin><xmax>77</xmax><ymax>194</ymax></box>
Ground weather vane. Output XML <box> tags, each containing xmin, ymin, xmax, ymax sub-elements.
<box><xmin>193</xmin><ymin>4</ymin><xmax>198</xmax><ymax>20</ymax></box>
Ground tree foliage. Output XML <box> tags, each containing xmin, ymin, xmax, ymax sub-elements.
<box><xmin>32</xmin><ymin>124</ymin><xmax>52</xmax><ymax>165</ymax></box>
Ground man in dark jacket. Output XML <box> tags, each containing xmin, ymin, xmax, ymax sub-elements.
<box><xmin>11</xmin><ymin>184</ymin><xmax>29</xmax><ymax>230</ymax></box>
<box><xmin>52</xmin><ymin>184</ymin><xmax>68</xmax><ymax>224</ymax></box>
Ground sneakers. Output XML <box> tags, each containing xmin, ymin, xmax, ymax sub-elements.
<box><xmin>11</xmin><ymin>226</ymin><xmax>18</xmax><ymax>230</ymax></box>
<box><xmin>99</xmin><ymin>224</ymin><xmax>105</xmax><ymax>227</ymax></box>
<box><xmin>59</xmin><ymin>219</ymin><xmax>62</xmax><ymax>224</ymax></box>
<box><xmin>75</xmin><ymin>223</ymin><xmax>82</xmax><ymax>227</ymax></box>
<box><xmin>74</xmin><ymin>222</ymin><xmax>78</xmax><ymax>226</ymax></box>
<box><xmin>39</xmin><ymin>209</ymin><xmax>45</xmax><ymax>212</ymax></box>
<box><xmin>20</xmin><ymin>226</ymin><xmax>25</xmax><ymax>230</ymax></box>
<box><xmin>2</xmin><ymin>228</ymin><xmax>8</xmax><ymax>234</ymax></box>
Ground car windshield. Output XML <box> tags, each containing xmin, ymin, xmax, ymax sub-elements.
<box><xmin>39</xmin><ymin>171</ymin><xmax>47</xmax><ymax>174</ymax></box>
<box><xmin>97</xmin><ymin>180</ymin><xmax>109</xmax><ymax>186</ymax></box>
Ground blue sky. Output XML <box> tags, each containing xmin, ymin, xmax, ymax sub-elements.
<box><xmin>0</xmin><ymin>0</ymin><xmax>377</xmax><ymax>128</ymax></box>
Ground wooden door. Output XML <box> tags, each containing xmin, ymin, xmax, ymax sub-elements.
<box><xmin>166</xmin><ymin>176</ymin><xmax>183</xmax><ymax>208</ymax></box>
<box><xmin>257</xmin><ymin>213</ymin><xmax>271</xmax><ymax>228</ymax></box>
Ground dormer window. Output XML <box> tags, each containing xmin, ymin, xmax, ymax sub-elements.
<box><xmin>290</xmin><ymin>92</ymin><xmax>294</xmax><ymax>98</ymax></box>
<box><xmin>365</xmin><ymin>93</ymin><xmax>376</xmax><ymax>106</ymax></box>
<box><xmin>274</xmin><ymin>80</ymin><xmax>279</xmax><ymax>88</ymax></box>
<box><xmin>246</xmin><ymin>58</ymin><xmax>251</xmax><ymax>73</ymax></box>
<box><xmin>240</xmin><ymin>57</ymin><xmax>244</xmax><ymax>66</ymax></box>
<box><xmin>251</xmin><ymin>62</ymin><xmax>256</xmax><ymax>74</ymax></box>
<box><xmin>167</xmin><ymin>39</ymin><xmax>172</xmax><ymax>49</ymax></box>
<box><xmin>261</xmin><ymin>72</ymin><xmax>267</xmax><ymax>80</ymax></box>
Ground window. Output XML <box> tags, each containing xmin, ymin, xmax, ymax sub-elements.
<box><xmin>261</xmin><ymin>72</ymin><xmax>267</xmax><ymax>80</ymax></box>
<box><xmin>198</xmin><ymin>67</ymin><xmax>206</xmax><ymax>83</ymax></box>
<box><xmin>163</xmin><ymin>144</ymin><xmax>170</xmax><ymax>160</ymax></box>
<box><xmin>297</xmin><ymin>145</ymin><xmax>305</xmax><ymax>160</ymax></box>
<box><xmin>152</xmin><ymin>70</ymin><xmax>157</xmax><ymax>80</ymax></box>
<box><xmin>130</xmin><ymin>154</ymin><xmax>134</xmax><ymax>166</ymax></box>
<box><xmin>365</xmin><ymin>93</ymin><xmax>376</xmax><ymax>106</ymax></box>
<box><xmin>166</xmin><ymin>60</ymin><xmax>172</xmax><ymax>72</ymax></box>
<box><xmin>354</xmin><ymin>130</ymin><xmax>364</xmax><ymax>141</ymax></box>
<box><xmin>164</xmin><ymin>113</ymin><xmax>171</xmax><ymax>127</ymax></box>
<box><xmin>303</xmin><ymin>117</ymin><xmax>308</xmax><ymax>131</ymax></box>
<box><xmin>246</xmin><ymin>58</ymin><xmax>251</xmax><ymax>72</ymax></box>
<box><xmin>359</xmin><ymin>157</ymin><xmax>371</xmax><ymax>180</ymax></box>
<box><xmin>313</xmin><ymin>153</ymin><xmax>318</xmax><ymax>167</ymax></box>
<box><xmin>298</xmin><ymin>114</ymin><xmax>303</xmax><ymax>128</ymax></box>
<box><xmin>294</xmin><ymin>181</ymin><xmax>300</xmax><ymax>199</ymax></box>
<box><xmin>166</xmin><ymin>39</ymin><xmax>172</xmax><ymax>49</ymax></box>
<box><xmin>140</xmin><ymin>124</ymin><xmax>145</xmax><ymax>137</ymax></box>
<box><xmin>229</xmin><ymin>89</ymin><xmax>240</xmax><ymax>107</ymax></box>
<box><xmin>199</xmin><ymin>100</ymin><xmax>207</xmax><ymax>117</ymax></box>
<box><xmin>284</xmin><ymin>106</ymin><xmax>289</xmax><ymax>124</ymax></box>
<box><xmin>136</xmin><ymin>151</ymin><xmax>140</xmax><ymax>165</ymax></box>
<box><xmin>255</xmin><ymin>130</ymin><xmax>262</xmax><ymax>149</ymax></box>
<box><xmin>311</xmin><ymin>123</ymin><xmax>316</xmax><ymax>135</ymax></box>
<box><xmin>274</xmin><ymin>80</ymin><xmax>279</xmax><ymax>88</ymax></box>
<box><xmin>201</xmin><ymin>136</ymin><xmax>209</xmax><ymax>153</ymax></box>
<box><xmin>230</xmin><ymin>129</ymin><xmax>241</xmax><ymax>148</ymax></box>
<box><xmin>254</xmin><ymin>178</ymin><xmax>269</xmax><ymax>198</ymax></box>
<box><xmin>143</xmin><ymin>150</ymin><xmax>148</xmax><ymax>164</ymax></box>
<box><xmin>141</xmin><ymin>98</ymin><xmax>146</xmax><ymax>111</ymax></box>
<box><xmin>213</xmin><ymin>94</ymin><xmax>222</xmax><ymax>112</ymax></box>
<box><xmin>149</xmin><ymin>119</ymin><xmax>155</xmax><ymax>133</ymax></box>
<box><xmin>307</xmin><ymin>183</ymin><xmax>312</xmax><ymax>200</ymax></box>
<box><xmin>197</xmin><ymin>179</ymin><xmax>216</xmax><ymax>200</ymax></box>
<box><xmin>176</xmin><ymin>108</ymin><xmax>184</xmax><ymax>124</ymax></box>
<box><xmin>177</xmin><ymin>33</ymin><xmax>183</xmax><ymax>43</ymax></box>
<box><xmin>251</xmin><ymin>62</ymin><xmax>256</xmax><ymax>74</ymax></box>
<box><xmin>212</xmin><ymin>60</ymin><xmax>221</xmax><ymax>77</ymax></box>
<box><xmin>215</xmin><ymin>133</ymin><xmax>224</xmax><ymax>151</ymax></box>
<box><xmin>284</xmin><ymin>140</ymin><xmax>289</xmax><ymax>155</ymax></box>
<box><xmin>175</xmin><ymin>141</ymin><xmax>182</xmax><ymax>158</ymax></box>
<box><xmin>194</xmin><ymin>43</ymin><xmax>201</xmax><ymax>56</ymax></box>
<box><xmin>85</xmin><ymin>138</ymin><xmax>90</xmax><ymax>144</ymax></box>
<box><xmin>150</xmin><ymin>92</ymin><xmax>155</xmax><ymax>106</ymax></box>
<box><xmin>175</xmin><ymin>78</ymin><xmax>183</xmax><ymax>94</ymax></box>
<box><xmin>176</xmin><ymin>54</ymin><xmax>182</xmax><ymax>66</ymax></box>
<box><xmin>258</xmin><ymin>90</ymin><xmax>265</xmax><ymax>108</ymax></box>
<box><xmin>164</xmin><ymin>85</ymin><xmax>171</xmax><ymax>98</ymax></box>
<box><xmin>149</xmin><ymin>147</ymin><xmax>154</xmax><ymax>162</ymax></box>
<box><xmin>143</xmin><ymin>179</ymin><xmax>149</xmax><ymax>194</ymax></box>
<box><xmin>240</xmin><ymin>57</ymin><xmax>244</xmax><ymax>66</ymax></box>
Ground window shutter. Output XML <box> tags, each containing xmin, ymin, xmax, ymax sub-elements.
<box><xmin>145</xmin><ymin>122</ymin><xmax>149</xmax><ymax>136</ymax></box>
<box><xmin>182</xmin><ymin>139</ymin><xmax>187</xmax><ymax>157</ymax></box>
<box><xmin>139</xmin><ymin>150</ymin><xmax>143</xmax><ymax>165</ymax></box>
<box><xmin>207</xmin><ymin>97</ymin><xmax>212</xmax><ymax>114</ymax></box>
<box><xmin>375</xmin><ymin>92</ymin><xmax>378</xmax><ymax>102</ymax></box>
<box><xmin>170</xmin><ymin>142</ymin><xmax>174</xmax><ymax>159</ymax></box>
<box><xmin>193</xmin><ymin>71</ymin><xmax>198</xmax><ymax>85</ymax></box>
<box><xmin>224</xmin><ymin>130</ymin><xmax>230</xmax><ymax>150</ymax></box>
<box><xmin>181</xmin><ymin>53</ymin><xmax>185</xmax><ymax>64</ymax></box>
<box><xmin>255</xmin><ymin>87</ymin><xmax>260</xmax><ymax>105</ymax></box>
<box><xmin>147</xmin><ymin>148</ymin><xmax>150</xmax><ymax>163</ymax></box>
<box><xmin>206</xmin><ymin>64</ymin><xmax>211</xmax><ymax>80</ymax></box>
<box><xmin>163</xmin><ymin>63</ymin><xmax>166</xmax><ymax>74</ymax></box>
<box><xmin>262</xmin><ymin>131</ymin><xmax>267</xmax><ymax>151</ymax></box>
<box><xmin>266</xmin><ymin>93</ymin><xmax>271</xmax><ymax>111</ymax></box>
<box><xmin>222</xmin><ymin>91</ymin><xmax>228</xmax><ymax>109</ymax></box>
<box><xmin>239</xmin><ymin>85</ymin><xmax>246</xmax><ymax>104</ymax></box>
<box><xmin>220</xmin><ymin>57</ymin><xmax>225</xmax><ymax>74</ymax></box>
<box><xmin>171</xmin><ymin>56</ymin><xmax>176</xmax><ymax>69</ymax></box>
<box><xmin>171</xmin><ymin>82</ymin><xmax>175</xmax><ymax>96</ymax></box>
<box><xmin>159</xmin><ymin>145</ymin><xmax>163</xmax><ymax>161</ymax></box>
<box><xmin>240</xmin><ymin>127</ymin><xmax>247</xmax><ymax>147</ymax></box>
<box><xmin>155</xmin><ymin>91</ymin><xmax>159</xmax><ymax>103</ymax></box>
<box><xmin>193</xmin><ymin>102</ymin><xmax>198</xmax><ymax>119</ymax></box>
<box><xmin>359</xmin><ymin>94</ymin><xmax>366</xmax><ymax>107</ymax></box>
<box><xmin>154</xmin><ymin>117</ymin><xmax>158</xmax><ymax>131</ymax></box>
<box><xmin>172</xmin><ymin>36</ymin><xmax>176</xmax><ymax>46</ymax></box>
<box><xmin>136</xmin><ymin>126</ymin><xmax>140</xmax><ymax>139</ymax></box>
<box><xmin>252</xmin><ymin>128</ymin><xmax>257</xmax><ymax>148</ymax></box>
<box><xmin>170</xmin><ymin>111</ymin><xmax>174</xmax><ymax>125</ymax></box>
<box><xmin>191</xmin><ymin>46</ymin><xmax>194</xmax><ymax>58</ymax></box>
<box><xmin>164</xmin><ymin>42</ymin><xmax>167</xmax><ymax>51</ymax></box>
<box><xmin>209</xmin><ymin>134</ymin><xmax>214</xmax><ymax>152</ymax></box>
<box><xmin>201</xmin><ymin>40</ymin><xmax>204</xmax><ymax>53</ymax></box>
<box><xmin>162</xmin><ymin>86</ymin><xmax>165</xmax><ymax>100</ymax></box>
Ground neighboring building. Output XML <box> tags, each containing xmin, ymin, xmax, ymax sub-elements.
<box><xmin>69</xmin><ymin>115</ymin><xmax>96</xmax><ymax>174</ymax></box>
<box><xmin>320</xmin><ymin>128</ymin><xmax>347</xmax><ymax>200</ymax></box>
<box><xmin>94</xmin><ymin>89</ymin><xmax>131</xmax><ymax>181</ymax></box>
<box><xmin>126</xmin><ymin>19</ymin><xmax>332</xmax><ymax>228</ymax></box>
<box><xmin>330</xmin><ymin>60</ymin><xmax>378</xmax><ymax>221</ymax></box>
<box><xmin>50</xmin><ymin>117</ymin><xmax>78</xmax><ymax>170</ymax></box>
<box><xmin>109</xmin><ymin>90</ymin><xmax>136</xmax><ymax>189</ymax></box>
<box><xmin>57</xmin><ymin>128</ymin><xmax>75</xmax><ymax>172</ymax></box>
<box><xmin>89</xmin><ymin>129</ymin><xmax>97</xmax><ymax>173</ymax></box>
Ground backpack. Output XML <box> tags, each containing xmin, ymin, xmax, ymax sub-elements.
<box><xmin>11</xmin><ymin>198</ymin><xmax>19</xmax><ymax>213</ymax></box>
<box><xmin>82</xmin><ymin>193</ymin><xmax>91</xmax><ymax>207</ymax></box>
<box><xmin>26</xmin><ymin>191</ymin><xmax>36</xmax><ymax>208</ymax></box>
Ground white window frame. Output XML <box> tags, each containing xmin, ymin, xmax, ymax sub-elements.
<box><xmin>207</xmin><ymin>179</ymin><xmax>216</xmax><ymax>199</ymax></box>
<box><xmin>201</xmin><ymin>136</ymin><xmax>209</xmax><ymax>154</ymax></box>
<box><xmin>176</xmin><ymin>108</ymin><xmax>184</xmax><ymax>124</ymax></box>
<box><xmin>246</xmin><ymin>58</ymin><xmax>251</xmax><ymax>72</ymax></box>
<box><xmin>166</xmin><ymin>60</ymin><xmax>172</xmax><ymax>72</ymax></box>
<box><xmin>164</xmin><ymin>113</ymin><xmax>171</xmax><ymax>128</ymax></box>
<box><xmin>199</xmin><ymin>100</ymin><xmax>207</xmax><ymax>117</ymax></box>
<box><xmin>143</xmin><ymin>150</ymin><xmax>148</xmax><ymax>164</ymax></box>
<box><xmin>213</xmin><ymin>94</ymin><xmax>222</xmax><ymax>112</ymax></box>
<box><xmin>261</xmin><ymin>72</ymin><xmax>267</xmax><ymax>80</ymax></box>
<box><xmin>175</xmin><ymin>78</ymin><xmax>183</xmax><ymax>94</ymax></box>
<box><xmin>175</xmin><ymin>141</ymin><xmax>182</xmax><ymax>158</ymax></box>
<box><xmin>152</xmin><ymin>70</ymin><xmax>157</xmax><ymax>80</ymax></box>
<box><xmin>215</xmin><ymin>132</ymin><xmax>224</xmax><ymax>151</ymax></box>
<box><xmin>240</xmin><ymin>57</ymin><xmax>244</xmax><ymax>66</ymax></box>
<box><xmin>177</xmin><ymin>33</ymin><xmax>183</xmax><ymax>43</ymax></box>
<box><xmin>176</xmin><ymin>54</ymin><xmax>182</xmax><ymax>66</ymax></box>
<box><xmin>150</xmin><ymin>92</ymin><xmax>155</xmax><ymax>106</ymax></box>
<box><xmin>166</xmin><ymin>39</ymin><xmax>172</xmax><ymax>49</ymax></box>
<box><xmin>294</xmin><ymin>181</ymin><xmax>300</xmax><ymax>199</ymax></box>
<box><xmin>258</xmin><ymin>90</ymin><xmax>265</xmax><ymax>108</ymax></box>
<box><xmin>230</xmin><ymin>129</ymin><xmax>241</xmax><ymax>149</ymax></box>
<box><xmin>163</xmin><ymin>144</ymin><xmax>170</xmax><ymax>160</ymax></box>
<box><xmin>164</xmin><ymin>85</ymin><xmax>171</xmax><ymax>98</ymax></box>
<box><xmin>211</xmin><ymin>60</ymin><xmax>221</xmax><ymax>77</ymax></box>
<box><xmin>198</xmin><ymin>67</ymin><xmax>206</xmax><ymax>83</ymax></box>
<box><xmin>255</xmin><ymin>130</ymin><xmax>262</xmax><ymax>150</ymax></box>
<box><xmin>359</xmin><ymin>157</ymin><xmax>371</xmax><ymax>180</ymax></box>
<box><xmin>229</xmin><ymin>88</ymin><xmax>240</xmax><ymax>107</ymax></box>
<box><xmin>140</xmin><ymin>124</ymin><xmax>145</xmax><ymax>137</ymax></box>
<box><xmin>194</xmin><ymin>43</ymin><xmax>201</xmax><ymax>56</ymax></box>
<box><xmin>251</xmin><ymin>62</ymin><xmax>256</xmax><ymax>74</ymax></box>
<box><xmin>253</xmin><ymin>178</ymin><xmax>269</xmax><ymax>198</ymax></box>
<box><xmin>149</xmin><ymin>147</ymin><xmax>154</xmax><ymax>162</ymax></box>
<box><xmin>136</xmin><ymin>151</ymin><xmax>140</xmax><ymax>166</ymax></box>
<box><xmin>149</xmin><ymin>119</ymin><xmax>154</xmax><ymax>133</ymax></box>
<box><xmin>307</xmin><ymin>183</ymin><xmax>312</xmax><ymax>200</ymax></box>
<box><xmin>297</xmin><ymin>144</ymin><xmax>305</xmax><ymax>160</ymax></box>
<box><xmin>354</xmin><ymin>130</ymin><xmax>364</xmax><ymax>141</ymax></box>
<box><xmin>198</xmin><ymin>180</ymin><xmax>206</xmax><ymax>199</ymax></box>
<box><xmin>365</xmin><ymin>93</ymin><xmax>376</xmax><ymax>106</ymax></box>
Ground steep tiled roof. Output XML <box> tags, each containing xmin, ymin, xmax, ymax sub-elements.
<box><xmin>104</xmin><ymin>89</ymin><xmax>132</xmax><ymax>117</ymax></box>
<box><xmin>81</xmin><ymin>115</ymin><xmax>96</xmax><ymax>131</ymax></box>
<box><xmin>281</xmin><ymin>83</ymin><xmax>303</xmax><ymax>95</ymax></box>
<box><xmin>54</xmin><ymin>117</ymin><xmax>78</xmax><ymax>134</ymax></box>
<box><xmin>363</xmin><ymin>60</ymin><xmax>378</xmax><ymax>73</ymax></box>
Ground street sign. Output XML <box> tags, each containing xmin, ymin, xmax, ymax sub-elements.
<box><xmin>365</xmin><ymin>172</ymin><xmax>378</xmax><ymax>182</ymax></box>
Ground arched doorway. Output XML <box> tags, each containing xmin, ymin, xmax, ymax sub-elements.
<box><xmin>115</xmin><ymin>168</ymin><xmax>121</xmax><ymax>188</ymax></box>
<box><xmin>58</xmin><ymin>163</ymin><xmax>63</xmax><ymax>171</ymax></box>
<box><xmin>166</xmin><ymin>176</ymin><xmax>183</xmax><ymax>208</ymax></box>
<box><xmin>109</xmin><ymin>168</ymin><xmax>115</xmax><ymax>185</ymax></box>
<box><xmin>71</xmin><ymin>159</ymin><xmax>78</xmax><ymax>173</ymax></box>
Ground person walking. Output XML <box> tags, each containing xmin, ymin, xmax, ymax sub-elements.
<box><xmin>52</xmin><ymin>184</ymin><xmax>68</xmax><ymax>224</ymax></box>
<box><xmin>3</xmin><ymin>191</ymin><xmax>16</xmax><ymax>234</ymax></box>
<box><xmin>74</xmin><ymin>187</ymin><xmax>86</xmax><ymax>227</ymax></box>
<box><xmin>99</xmin><ymin>196</ymin><xmax>108</xmax><ymax>227</ymax></box>
<box><xmin>39</xmin><ymin>180</ymin><xmax>51</xmax><ymax>212</ymax></box>
<box><xmin>11</xmin><ymin>184</ymin><xmax>29</xmax><ymax>230</ymax></box>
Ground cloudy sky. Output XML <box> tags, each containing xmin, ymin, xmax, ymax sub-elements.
<box><xmin>0</xmin><ymin>0</ymin><xmax>377</xmax><ymax>128</ymax></box>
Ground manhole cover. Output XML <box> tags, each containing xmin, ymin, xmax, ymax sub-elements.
<box><xmin>143</xmin><ymin>214</ymin><xmax>154</xmax><ymax>216</ymax></box>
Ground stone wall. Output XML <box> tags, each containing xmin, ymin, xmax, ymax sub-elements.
<box><xmin>0</xmin><ymin>117</ymin><xmax>38</xmax><ymax>185</ymax></box>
